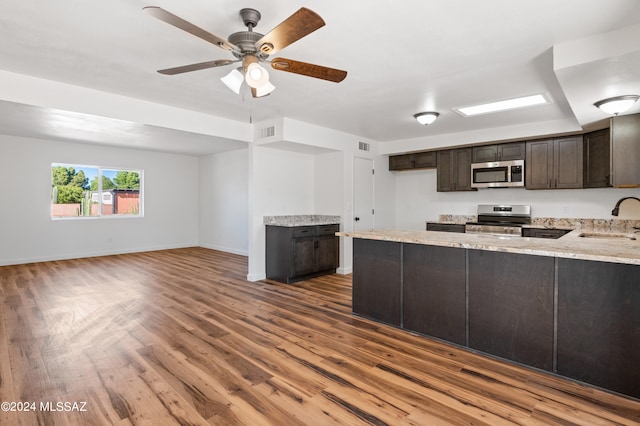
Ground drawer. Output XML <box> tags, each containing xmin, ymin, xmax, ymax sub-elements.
<box><xmin>292</xmin><ymin>226</ymin><xmax>316</xmax><ymax>238</ymax></box>
<box><xmin>522</xmin><ymin>228</ymin><xmax>572</xmax><ymax>239</ymax></box>
<box><xmin>317</xmin><ymin>224</ymin><xmax>340</xmax><ymax>235</ymax></box>
<box><xmin>426</xmin><ymin>223</ymin><xmax>466</xmax><ymax>233</ymax></box>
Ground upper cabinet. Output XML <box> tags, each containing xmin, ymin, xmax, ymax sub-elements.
<box><xmin>472</xmin><ymin>142</ymin><xmax>525</xmax><ymax>163</ymax></box>
<box><xmin>389</xmin><ymin>151</ymin><xmax>437</xmax><ymax>171</ymax></box>
<box><xmin>611</xmin><ymin>113</ymin><xmax>640</xmax><ymax>187</ymax></box>
<box><xmin>525</xmin><ymin>136</ymin><xmax>583</xmax><ymax>189</ymax></box>
<box><xmin>583</xmin><ymin>128</ymin><xmax>611</xmax><ymax>188</ymax></box>
<box><xmin>437</xmin><ymin>148</ymin><xmax>475</xmax><ymax>192</ymax></box>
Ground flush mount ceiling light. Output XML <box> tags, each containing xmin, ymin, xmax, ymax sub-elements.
<box><xmin>593</xmin><ymin>95</ymin><xmax>639</xmax><ymax>115</ymax></box>
<box><xmin>454</xmin><ymin>94</ymin><xmax>549</xmax><ymax>117</ymax></box>
<box><xmin>414</xmin><ymin>112</ymin><xmax>440</xmax><ymax>125</ymax></box>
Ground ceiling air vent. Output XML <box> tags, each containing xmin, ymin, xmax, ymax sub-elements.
<box><xmin>260</xmin><ymin>125</ymin><xmax>276</xmax><ymax>139</ymax></box>
<box><xmin>358</xmin><ymin>141</ymin><xmax>370</xmax><ymax>152</ymax></box>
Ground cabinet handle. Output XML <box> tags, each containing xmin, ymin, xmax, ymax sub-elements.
<box><xmin>314</xmin><ymin>240</ymin><xmax>319</xmax><ymax>249</ymax></box>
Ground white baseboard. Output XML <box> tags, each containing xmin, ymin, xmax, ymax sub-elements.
<box><xmin>198</xmin><ymin>243</ymin><xmax>248</xmax><ymax>257</ymax></box>
<box><xmin>0</xmin><ymin>243</ymin><xmax>197</xmax><ymax>267</ymax></box>
<box><xmin>336</xmin><ymin>266</ymin><xmax>353</xmax><ymax>275</ymax></box>
<box><xmin>246</xmin><ymin>272</ymin><xmax>266</xmax><ymax>282</ymax></box>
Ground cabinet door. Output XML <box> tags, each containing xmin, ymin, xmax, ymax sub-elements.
<box><xmin>352</xmin><ymin>239</ymin><xmax>401</xmax><ymax>326</ymax></box>
<box><xmin>583</xmin><ymin>129</ymin><xmax>611</xmax><ymax>188</ymax></box>
<box><xmin>315</xmin><ymin>235</ymin><xmax>338</xmax><ymax>272</ymax></box>
<box><xmin>412</xmin><ymin>151</ymin><xmax>437</xmax><ymax>168</ymax></box>
<box><xmin>497</xmin><ymin>142</ymin><xmax>525</xmax><ymax>161</ymax></box>
<box><xmin>557</xmin><ymin>258</ymin><xmax>640</xmax><ymax>399</ymax></box>
<box><xmin>611</xmin><ymin>113</ymin><xmax>640</xmax><ymax>187</ymax></box>
<box><xmin>389</xmin><ymin>154</ymin><xmax>414</xmax><ymax>170</ymax></box>
<box><xmin>290</xmin><ymin>237</ymin><xmax>315</xmax><ymax>277</ymax></box>
<box><xmin>525</xmin><ymin>139</ymin><xmax>553</xmax><ymax>189</ymax></box>
<box><xmin>472</xmin><ymin>145</ymin><xmax>497</xmax><ymax>163</ymax></box>
<box><xmin>403</xmin><ymin>244</ymin><xmax>466</xmax><ymax>345</ymax></box>
<box><xmin>468</xmin><ymin>250</ymin><xmax>555</xmax><ymax>371</ymax></box>
<box><xmin>554</xmin><ymin>136</ymin><xmax>583</xmax><ymax>189</ymax></box>
<box><xmin>436</xmin><ymin>150</ymin><xmax>454</xmax><ymax>192</ymax></box>
<box><xmin>453</xmin><ymin>148</ymin><xmax>474</xmax><ymax>191</ymax></box>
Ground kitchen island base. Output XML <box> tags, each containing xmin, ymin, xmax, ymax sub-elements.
<box><xmin>352</xmin><ymin>237</ymin><xmax>640</xmax><ymax>400</ymax></box>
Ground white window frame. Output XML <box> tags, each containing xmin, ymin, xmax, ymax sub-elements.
<box><xmin>51</xmin><ymin>163</ymin><xmax>144</xmax><ymax>220</ymax></box>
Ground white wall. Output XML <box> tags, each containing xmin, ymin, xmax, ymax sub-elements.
<box><xmin>315</xmin><ymin>151</ymin><xmax>344</xmax><ymax>216</ymax></box>
<box><xmin>199</xmin><ymin>149</ymin><xmax>249</xmax><ymax>255</ymax></box>
<box><xmin>247</xmin><ymin>146</ymin><xmax>316</xmax><ymax>281</ymax></box>
<box><xmin>0</xmin><ymin>135</ymin><xmax>199</xmax><ymax>265</ymax></box>
<box><xmin>394</xmin><ymin>168</ymin><xmax>640</xmax><ymax>230</ymax></box>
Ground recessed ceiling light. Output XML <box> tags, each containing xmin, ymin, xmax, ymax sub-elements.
<box><xmin>454</xmin><ymin>94</ymin><xmax>550</xmax><ymax>117</ymax></box>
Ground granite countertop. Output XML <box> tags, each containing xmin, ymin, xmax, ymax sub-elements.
<box><xmin>337</xmin><ymin>228</ymin><xmax>640</xmax><ymax>265</ymax></box>
<box><xmin>264</xmin><ymin>215</ymin><xmax>341</xmax><ymax>227</ymax></box>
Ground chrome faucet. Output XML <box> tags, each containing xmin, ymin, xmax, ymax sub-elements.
<box><xmin>611</xmin><ymin>196</ymin><xmax>640</xmax><ymax>216</ymax></box>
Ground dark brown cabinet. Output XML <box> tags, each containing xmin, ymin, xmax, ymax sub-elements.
<box><xmin>468</xmin><ymin>250</ymin><xmax>555</xmax><ymax>371</ymax></box>
<box><xmin>389</xmin><ymin>151</ymin><xmax>437</xmax><ymax>171</ymax></box>
<box><xmin>583</xmin><ymin>128</ymin><xmax>611</xmax><ymax>188</ymax></box>
<box><xmin>525</xmin><ymin>136</ymin><xmax>583</xmax><ymax>189</ymax></box>
<box><xmin>352</xmin><ymin>239</ymin><xmax>401</xmax><ymax>326</ymax></box>
<box><xmin>437</xmin><ymin>148</ymin><xmax>475</xmax><ymax>192</ymax></box>
<box><xmin>611</xmin><ymin>113</ymin><xmax>640</xmax><ymax>187</ymax></box>
<box><xmin>557</xmin><ymin>258</ymin><xmax>640</xmax><ymax>399</ymax></box>
<box><xmin>472</xmin><ymin>142</ymin><xmax>525</xmax><ymax>163</ymax></box>
<box><xmin>266</xmin><ymin>224</ymin><xmax>339</xmax><ymax>284</ymax></box>
<box><xmin>403</xmin><ymin>244</ymin><xmax>466</xmax><ymax>345</ymax></box>
<box><xmin>350</xmin><ymin>237</ymin><xmax>640</xmax><ymax>399</ymax></box>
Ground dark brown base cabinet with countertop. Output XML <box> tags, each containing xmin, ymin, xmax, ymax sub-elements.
<box><xmin>266</xmin><ymin>224</ymin><xmax>339</xmax><ymax>284</ymax></box>
<box><xmin>352</xmin><ymin>238</ymin><xmax>640</xmax><ymax>400</ymax></box>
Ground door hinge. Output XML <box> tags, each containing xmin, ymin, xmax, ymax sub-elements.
<box><xmin>372</xmin><ymin>169</ymin><xmax>375</xmax><ymax>175</ymax></box>
<box><xmin>372</xmin><ymin>209</ymin><xmax>375</xmax><ymax>214</ymax></box>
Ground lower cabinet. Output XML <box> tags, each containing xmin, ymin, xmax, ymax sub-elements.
<box><xmin>350</xmin><ymin>238</ymin><xmax>640</xmax><ymax>399</ymax></box>
<box><xmin>266</xmin><ymin>224</ymin><xmax>339</xmax><ymax>284</ymax></box>
<box><xmin>468</xmin><ymin>250</ymin><xmax>555</xmax><ymax>371</ymax></box>
<box><xmin>403</xmin><ymin>244</ymin><xmax>466</xmax><ymax>345</ymax></box>
<box><xmin>352</xmin><ymin>239</ymin><xmax>401</xmax><ymax>326</ymax></box>
<box><xmin>557</xmin><ymin>258</ymin><xmax>640</xmax><ymax>398</ymax></box>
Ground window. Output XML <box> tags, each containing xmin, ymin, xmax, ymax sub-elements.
<box><xmin>51</xmin><ymin>163</ymin><xmax>143</xmax><ymax>219</ymax></box>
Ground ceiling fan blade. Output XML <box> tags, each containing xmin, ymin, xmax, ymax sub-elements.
<box><xmin>157</xmin><ymin>59</ymin><xmax>238</xmax><ymax>75</ymax></box>
<box><xmin>270</xmin><ymin>58</ymin><xmax>347</xmax><ymax>83</ymax></box>
<box><xmin>143</xmin><ymin>6</ymin><xmax>239</xmax><ymax>53</ymax></box>
<box><xmin>255</xmin><ymin>8</ymin><xmax>325</xmax><ymax>55</ymax></box>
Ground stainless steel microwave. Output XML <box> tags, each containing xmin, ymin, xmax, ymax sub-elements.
<box><xmin>471</xmin><ymin>159</ymin><xmax>524</xmax><ymax>188</ymax></box>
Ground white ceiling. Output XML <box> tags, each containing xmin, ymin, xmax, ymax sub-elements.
<box><xmin>1</xmin><ymin>0</ymin><xmax>640</xmax><ymax>154</ymax></box>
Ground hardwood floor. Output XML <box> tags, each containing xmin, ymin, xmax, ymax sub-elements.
<box><xmin>1</xmin><ymin>247</ymin><xmax>638</xmax><ymax>425</ymax></box>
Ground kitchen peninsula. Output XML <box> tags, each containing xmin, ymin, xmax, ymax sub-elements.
<box><xmin>337</xmin><ymin>228</ymin><xmax>640</xmax><ymax>400</ymax></box>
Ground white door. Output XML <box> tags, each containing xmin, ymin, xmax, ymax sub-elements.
<box><xmin>354</xmin><ymin>157</ymin><xmax>374</xmax><ymax>231</ymax></box>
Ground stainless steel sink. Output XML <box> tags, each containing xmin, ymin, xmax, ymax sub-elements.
<box><xmin>577</xmin><ymin>232</ymin><xmax>637</xmax><ymax>241</ymax></box>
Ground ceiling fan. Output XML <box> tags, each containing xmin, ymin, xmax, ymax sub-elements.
<box><xmin>143</xmin><ymin>6</ymin><xmax>347</xmax><ymax>97</ymax></box>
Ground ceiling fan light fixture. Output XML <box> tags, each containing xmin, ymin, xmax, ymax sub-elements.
<box><xmin>594</xmin><ymin>95</ymin><xmax>639</xmax><ymax>115</ymax></box>
<box><xmin>220</xmin><ymin>68</ymin><xmax>244</xmax><ymax>94</ymax></box>
<box><xmin>254</xmin><ymin>81</ymin><xmax>276</xmax><ymax>97</ymax></box>
<box><xmin>245</xmin><ymin>63</ymin><xmax>270</xmax><ymax>88</ymax></box>
<box><xmin>414</xmin><ymin>112</ymin><xmax>440</xmax><ymax>126</ymax></box>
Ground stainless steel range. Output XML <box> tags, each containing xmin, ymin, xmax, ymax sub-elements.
<box><xmin>465</xmin><ymin>204</ymin><xmax>531</xmax><ymax>236</ymax></box>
